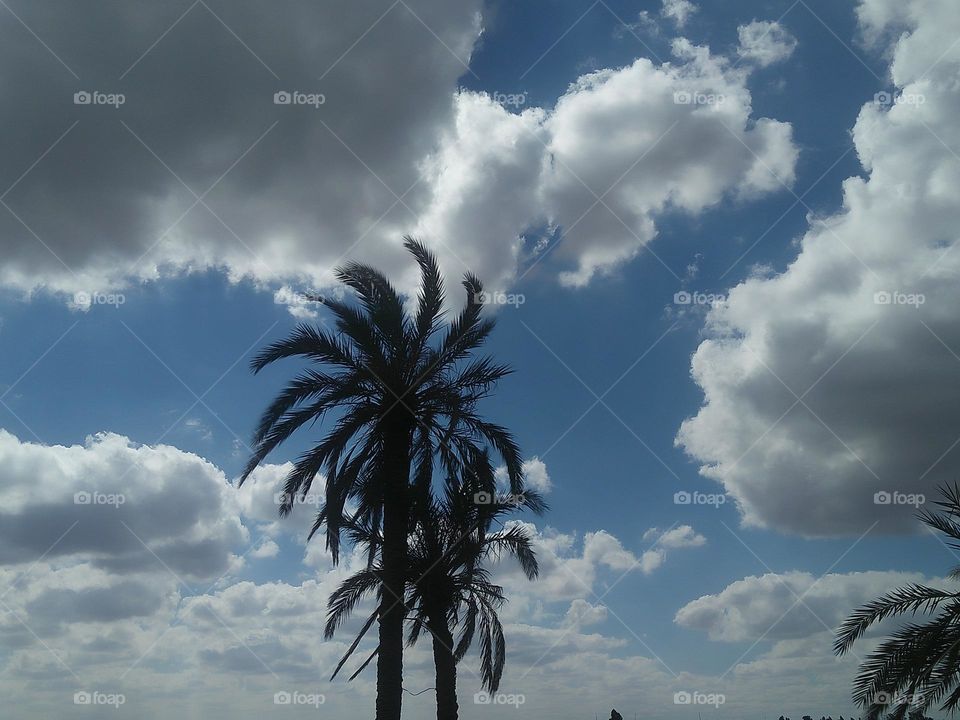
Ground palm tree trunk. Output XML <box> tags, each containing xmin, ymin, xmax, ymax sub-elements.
<box><xmin>428</xmin><ymin>610</ymin><xmax>459</xmax><ymax>720</ymax></box>
<box><xmin>375</xmin><ymin>417</ymin><xmax>413</xmax><ymax>720</ymax></box>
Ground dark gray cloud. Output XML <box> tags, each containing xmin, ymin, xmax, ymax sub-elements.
<box><xmin>0</xmin><ymin>0</ymin><xmax>481</xmax><ymax>296</ymax></box>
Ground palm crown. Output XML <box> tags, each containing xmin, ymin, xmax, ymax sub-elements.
<box><xmin>240</xmin><ymin>237</ymin><xmax>533</xmax><ymax>720</ymax></box>
<box><xmin>835</xmin><ymin>484</ymin><xmax>960</xmax><ymax>719</ymax></box>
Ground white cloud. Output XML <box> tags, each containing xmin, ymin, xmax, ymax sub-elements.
<box><xmin>736</xmin><ymin>20</ymin><xmax>798</xmax><ymax>67</ymax></box>
<box><xmin>638</xmin><ymin>525</ymin><xmax>706</xmax><ymax>574</ymax></box>
<box><xmin>650</xmin><ymin>525</ymin><xmax>707</xmax><ymax>549</ymax></box>
<box><xmin>423</xmin><ymin>43</ymin><xmax>797</xmax><ymax>290</ymax></box>
<box><xmin>677</xmin><ymin>0</ymin><xmax>960</xmax><ymax>536</ymax></box>
<box><xmin>0</xmin><ymin>430</ymin><xmax>892</xmax><ymax>720</ymax></box>
<box><xmin>496</xmin><ymin>456</ymin><xmax>554</xmax><ymax>495</ymax></box>
<box><xmin>675</xmin><ymin>570</ymin><xmax>931</xmax><ymax>642</ymax></box>
<box><xmin>249</xmin><ymin>538</ymin><xmax>279</xmax><ymax>559</ymax></box>
<box><xmin>661</xmin><ymin>0</ymin><xmax>698</xmax><ymax>28</ymax></box>
<box><xmin>521</xmin><ymin>457</ymin><xmax>553</xmax><ymax>493</ymax></box>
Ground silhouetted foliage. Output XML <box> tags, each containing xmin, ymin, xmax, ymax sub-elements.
<box><xmin>242</xmin><ymin>237</ymin><xmax>531</xmax><ymax>720</ymax></box>
<box><xmin>836</xmin><ymin>484</ymin><xmax>960</xmax><ymax>720</ymax></box>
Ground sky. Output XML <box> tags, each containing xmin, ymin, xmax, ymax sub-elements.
<box><xmin>1</xmin><ymin>0</ymin><xmax>959</xmax><ymax>717</ymax></box>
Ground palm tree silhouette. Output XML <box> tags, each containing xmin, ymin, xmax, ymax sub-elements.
<box><xmin>835</xmin><ymin>484</ymin><xmax>960</xmax><ymax>719</ymax></box>
<box><xmin>240</xmin><ymin>238</ymin><xmax>527</xmax><ymax>720</ymax></box>
<box><xmin>325</xmin><ymin>454</ymin><xmax>542</xmax><ymax>720</ymax></box>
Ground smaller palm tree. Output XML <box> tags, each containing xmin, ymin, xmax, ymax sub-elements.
<box><xmin>325</xmin><ymin>456</ymin><xmax>543</xmax><ymax>720</ymax></box>
<box><xmin>835</xmin><ymin>484</ymin><xmax>960</xmax><ymax>720</ymax></box>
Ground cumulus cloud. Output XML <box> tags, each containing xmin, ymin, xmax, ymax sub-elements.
<box><xmin>675</xmin><ymin>570</ymin><xmax>932</xmax><ymax>642</ymax></box>
<box><xmin>0</xmin><ymin>3</ymin><xmax>795</xmax><ymax>304</ymax></box>
<box><xmin>661</xmin><ymin>0</ymin><xmax>698</xmax><ymax>28</ymax></box>
<box><xmin>0</xmin><ymin>0</ymin><xmax>482</xmax><ymax>300</ymax></box>
<box><xmin>677</xmin><ymin>0</ymin><xmax>960</xmax><ymax>536</ymax></box>
<box><xmin>736</xmin><ymin>20</ymin><xmax>798</xmax><ymax>67</ymax></box>
<box><xmin>639</xmin><ymin>525</ymin><xmax>706</xmax><ymax>574</ymax></box>
<box><xmin>422</xmin><ymin>43</ymin><xmax>797</xmax><ymax>289</ymax></box>
<box><xmin>496</xmin><ymin>456</ymin><xmax>554</xmax><ymax>495</ymax></box>
<box><xmin>0</xmin><ymin>428</ymin><xmax>694</xmax><ymax>719</ymax></box>
<box><xmin>0</xmin><ymin>429</ymin><xmax>246</xmax><ymax>580</ymax></box>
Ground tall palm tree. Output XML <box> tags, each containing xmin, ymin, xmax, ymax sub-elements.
<box><xmin>325</xmin><ymin>461</ymin><xmax>542</xmax><ymax>720</ymax></box>
<box><xmin>239</xmin><ymin>238</ymin><xmax>527</xmax><ymax>720</ymax></box>
<box><xmin>835</xmin><ymin>484</ymin><xmax>960</xmax><ymax>720</ymax></box>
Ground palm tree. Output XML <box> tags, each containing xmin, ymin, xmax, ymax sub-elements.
<box><xmin>325</xmin><ymin>457</ymin><xmax>542</xmax><ymax>720</ymax></box>
<box><xmin>835</xmin><ymin>484</ymin><xmax>960</xmax><ymax>720</ymax></box>
<box><xmin>239</xmin><ymin>238</ymin><xmax>528</xmax><ymax>720</ymax></box>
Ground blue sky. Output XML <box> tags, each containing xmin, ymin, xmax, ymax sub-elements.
<box><xmin>2</xmin><ymin>0</ymin><xmax>960</xmax><ymax>718</ymax></box>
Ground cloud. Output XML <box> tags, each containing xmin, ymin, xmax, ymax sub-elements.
<box><xmin>422</xmin><ymin>43</ymin><xmax>798</xmax><ymax>290</ymax></box>
<box><xmin>677</xmin><ymin>0</ymin><xmax>960</xmax><ymax>536</ymax></box>
<box><xmin>0</xmin><ymin>4</ymin><xmax>795</xmax><ymax>304</ymax></box>
<box><xmin>0</xmin><ymin>429</ymin><xmax>246</xmax><ymax>580</ymax></box>
<box><xmin>661</xmin><ymin>0</ymin><xmax>698</xmax><ymax>28</ymax></box>
<box><xmin>651</xmin><ymin>525</ymin><xmax>707</xmax><ymax>549</ymax></box>
<box><xmin>496</xmin><ymin>456</ymin><xmax>554</xmax><ymax>496</ymax></box>
<box><xmin>639</xmin><ymin>525</ymin><xmax>706</xmax><ymax>574</ymax></box>
<box><xmin>0</xmin><ymin>0</ymin><xmax>483</xmax><ymax>300</ymax></box>
<box><xmin>675</xmin><ymin>570</ymin><xmax>931</xmax><ymax>642</ymax></box>
<box><xmin>736</xmin><ymin>20</ymin><xmax>798</xmax><ymax>67</ymax></box>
